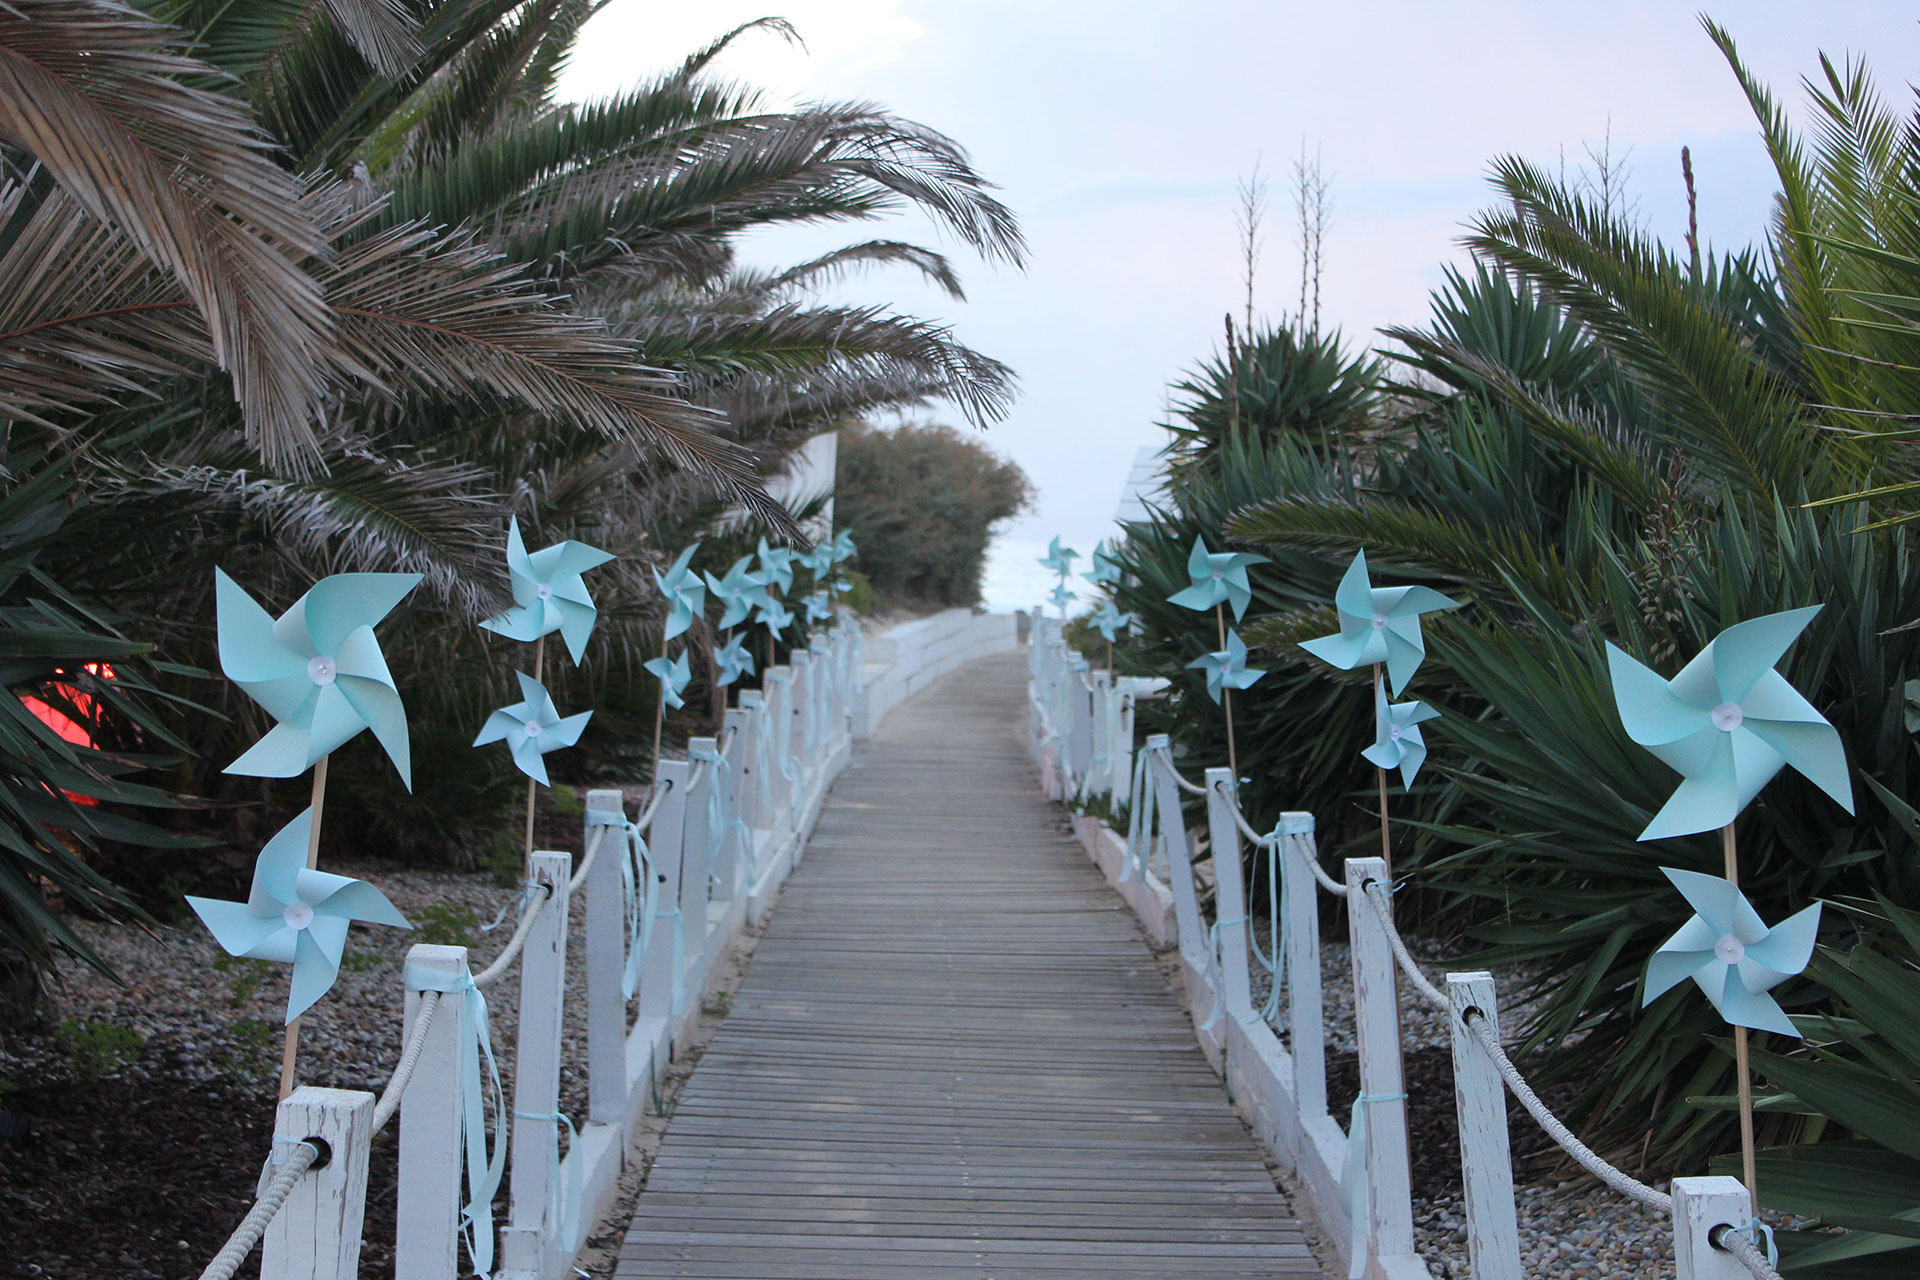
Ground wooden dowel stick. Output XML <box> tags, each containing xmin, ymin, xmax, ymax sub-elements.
<box><xmin>1724</xmin><ymin>822</ymin><xmax>1759</xmax><ymax>1213</ymax></box>
<box><xmin>525</xmin><ymin>635</ymin><xmax>545</xmax><ymax>860</ymax></box>
<box><xmin>278</xmin><ymin>756</ymin><xmax>330</xmax><ymax>1101</ymax></box>
<box><xmin>1216</xmin><ymin>603</ymin><xmax>1238</xmax><ymax>781</ymax></box>
<box><xmin>651</xmin><ymin>648</ymin><xmax>668</xmax><ymax>781</ymax></box>
<box><xmin>1375</xmin><ymin>665</ymin><xmax>1391</xmax><ymax>873</ymax></box>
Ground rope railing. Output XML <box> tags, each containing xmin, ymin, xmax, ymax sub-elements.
<box><xmin>1359</xmin><ymin>878</ymin><xmax>1784</xmax><ymax>1280</ymax></box>
<box><xmin>1030</xmin><ymin>630</ymin><xmax>1785</xmax><ymax>1280</ymax></box>
<box><xmin>568</xmin><ymin>778</ymin><xmax>667</xmax><ymax>895</ymax></box>
<box><xmin>473</xmin><ymin>878</ymin><xmax>555</xmax><ymax>990</ymax></box>
<box><xmin>196</xmin><ymin>1140</ymin><xmax>323</xmax><ymax>1280</ymax></box>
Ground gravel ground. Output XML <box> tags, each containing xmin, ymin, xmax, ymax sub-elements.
<box><xmin>0</xmin><ymin>841</ymin><xmax>632</xmax><ymax>1279</ymax></box>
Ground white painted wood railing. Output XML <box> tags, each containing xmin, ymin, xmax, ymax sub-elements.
<box><xmin>1028</xmin><ymin>620</ymin><xmax>1783</xmax><ymax>1280</ymax></box>
<box><xmin>206</xmin><ymin>617</ymin><xmax>868</xmax><ymax>1280</ymax></box>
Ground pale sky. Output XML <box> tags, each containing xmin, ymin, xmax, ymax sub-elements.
<box><xmin>560</xmin><ymin>2</ymin><xmax>1920</xmax><ymax>611</ymax></box>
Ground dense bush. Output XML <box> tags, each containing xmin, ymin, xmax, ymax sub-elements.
<box><xmin>835</xmin><ymin>420</ymin><xmax>1032</xmax><ymax>607</ymax></box>
<box><xmin>1102</xmin><ymin>23</ymin><xmax>1920</xmax><ymax>1264</ymax></box>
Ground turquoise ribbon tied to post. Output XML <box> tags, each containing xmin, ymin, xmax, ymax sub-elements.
<box><xmin>690</xmin><ymin>745</ymin><xmax>753</xmax><ymax>895</ymax></box>
<box><xmin>403</xmin><ymin>962</ymin><xmax>507</xmax><ymax>1278</ymax></box>
<box><xmin>510</xmin><ymin>1107</ymin><xmax>584</xmax><ymax>1255</ymax></box>
<box><xmin>585</xmin><ymin>807</ymin><xmax>658</xmax><ymax>1000</ymax></box>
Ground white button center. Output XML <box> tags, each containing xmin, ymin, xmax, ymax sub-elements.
<box><xmin>307</xmin><ymin>656</ymin><xmax>336</xmax><ymax>686</ymax></box>
<box><xmin>282</xmin><ymin>901</ymin><xmax>314</xmax><ymax>931</ymax></box>
<box><xmin>1371</xmin><ymin>613</ymin><xmax>1388</xmax><ymax>630</ymax></box>
<box><xmin>523</xmin><ymin>720</ymin><xmax>544</xmax><ymax>739</ymax></box>
<box><xmin>1389</xmin><ymin>725</ymin><xmax>1403</xmax><ymax>740</ymax></box>
<box><xmin>1714</xmin><ymin>933</ymin><xmax>1746</xmax><ymax>965</ymax></box>
<box><xmin>1711</xmin><ymin>702</ymin><xmax>1745</xmax><ymax>732</ymax></box>
<box><xmin>1211</xmin><ymin>570</ymin><xmax>1224</xmax><ymax>580</ymax></box>
<box><xmin>536</xmin><ymin>583</ymin><xmax>553</xmax><ymax>600</ymax></box>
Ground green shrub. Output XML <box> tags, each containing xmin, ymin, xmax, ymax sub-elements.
<box><xmin>57</xmin><ymin>1018</ymin><xmax>145</xmax><ymax>1084</ymax></box>
<box><xmin>835</xmin><ymin>420</ymin><xmax>1032</xmax><ymax>607</ymax></box>
<box><xmin>413</xmin><ymin>901</ymin><xmax>480</xmax><ymax>949</ymax></box>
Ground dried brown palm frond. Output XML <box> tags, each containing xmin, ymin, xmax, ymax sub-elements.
<box><xmin>0</xmin><ymin>0</ymin><xmax>333</xmax><ymax>465</ymax></box>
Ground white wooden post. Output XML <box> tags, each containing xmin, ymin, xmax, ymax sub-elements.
<box><xmin>738</xmin><ymin>692</ymin><xmax>773</xmax><ymax>831</ymax></box>
<box><xmin>397</xmin><ymin>943</ymin><xmax>470</xmax><ymax>1280</ymax></box>
<box><xmin>791</xmin><ymin>650</ymin><xmax>816</xmax><ymax>767</ymax></box>
<box><xmin>1673</xmin><ymin>1176</ymin><xmax>1753</xmax><ymax>1280</ymax></box>
<box><xmin>583</xmin><ymin>788</ymin><xmax>628</xmax><ymax>1128</ymax></box>
<box><xmin>261</xmin><ymin>1086</ymin><xmax>375</xmax><ymax>1280</ymax></box>
<box><xmin>1346</xmin><ymin>856</ymin><xmax>1418</xmax><ymax>1267</ymax></box>
<box><xmin>1446</xmin><ymin>972</ymin><xmax>1522</xmax><ymax>1280</ymax></box>
<box><xmin>1203</xmin><ymin>767</ymin><xmax>1253</xmax><ymax>1019</ymax></box>
<box><xmin>502</xmin><ymin>850</ymin><xmax>571</xmax><ymax>1278</ymax></box>
<box><xmin>1113</xmin><ymin>683</ymin><xmax>1138</xmax><ymax>812</ymax></box>
<box><xmin>1089</xmin><ymin>670</ymin><xmax>1114</xmax><ymax>797</ymax></box>
<box><xmin>1068</xmin><ymin>655</ymin><xmax>1092</xmax><ymax>795</ymax></box>
<box><xmin>1149</xmin><ymin>738</ymin><xmax>1206</xmax><ymax>954</ymax></box>
<box><xmin>714</xmin><ymin>711</ymin><xmax>751</xmax><ymax>897</ymax></box>
<box><xmin>643</xmin><ymin>760</ymin><xmax>689</xmax><ymax>1020</ymax></box>
<box><xmin>681</xmin><ymin>737</ymin><xmax>716</xmax><ymax>933</ymax></box>
<box><xmin>1281</xmin><ymin>814</ymin><xmax>1329</xmax><ymax>1122</ymax></box>
<box><xmin>763</xmin><ymin>670</ymin><xmax>794</xmax><ymax>821</ymax></box>
<box><xmin>785</xmin><ymin>659</ymin><xmax>810</xmax><ymax>796</ymax></box>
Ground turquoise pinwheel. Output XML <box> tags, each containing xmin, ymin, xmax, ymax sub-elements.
<box><xmin>713</xmin><ymin>634</ymin><xmax>755</xmax><ymax>686</ymax></box>
<box><xmin>479</xmin><ymin>518</ymin><xmax>615</xmax><ymax>665</ymax></box>
<box><xmin>1047</xmin><ymin>582</ymin><xmax>1077</xmax><ymax>612</ymax></box>
<box><xmin>802</xmin><ymin>591</ymin><xmax>833</xmax><ymax>624</ymax></box>
<box><xmin>1167</xmin><ymin>535</ymin><xmax>1270</xmax><ymax>623</ymax></box>
<box><xmin>755</xmin><ymin>537</ymin><xmax>796</xmax><ymax>594</ymax></box>
<box><xmin>473</xmin><ymin>672</ymin><xmax>591</xmax><ymax>786</ymax></box>
<box><xmin>1187</xmin><ymin>630</ymin><xmax>1265</xmax><ymax>704</ymax></box>
<box><xmin>1085</xmin><ymin>542</ymin><xmax>1124</xmax><ymax>587</ymax></box>
<box><xmin>1298</xmin><ymin>549</ymin><xmax>1459</xmax><ymax>694</ymax></box>
<box><xmin>1361</xmin><ymin>683</ymin><xmax>1441</xmax><ymax>788</ymax></box>
<box><xmin>757</xmin><ymin>597</ymin><xmax>795</xmax><ymax>641</ymax></box>
<box><xmin>829</xmin><ymin>530</ymin><xmax>857</xmax><ymax>564</ymax></box>
<box><xmin>1092</xmin><ymin>601</ymin><xmax>1134</xmax><ymax>643</ymax></box>
<box><xmin>1606</xmin><ymin>606</ymin><xmax>1854</xmax><ymax>841</ymax></box>
<box><xmin>797</xmin><ymin>541</ymin><xmax>836</xmax><ymax>578</ymax></box>
<box><xmin>644</xmin><ymin>652</ymin><xmax>692</xmax><ymax>709</ymax></box>
<box><xmin>653</xmin><ymin>544</ymin><xmax>705</xmax><ymax>642</ymax></box>
<box><xmin>187</xmin><ymin>808</ymin><xmax>410</xmax><ymax>1022</ymax></box>
<box><xmin>704</xmin><ymin>557</ymin><xmax>774</xmax><ymax>629</ymax></box>
<box><xmin>1038</xmin><ymin>536</ymin><xmax>1079</xmax><ymax>579</ymax></box>
<box><xmin>216</xmin><ymin>569</ymin><xmax>421</xmax><ymax>787</ymax></box>
<box><xmin>1643</xmin><ymin>867</ymin><xmax>1821</xmax><ymax>1036</ymax></box>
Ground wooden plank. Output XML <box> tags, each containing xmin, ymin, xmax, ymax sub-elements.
<box><xmin>612</xmin><ymin>652</ymin><xmax>1326</xmax><ymax>1279</ymax></box>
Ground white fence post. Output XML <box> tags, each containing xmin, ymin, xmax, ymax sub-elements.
<box><xmin>1446</xmin><ymin>972</ymin><xmax>1522</xmax><ymax>1280</ymax></box>
<box><xmin>583</xmin><ymin>788</ymin><xmax>628</xmax><ymax>1128</ymax></box>
<box><xmin>397</xmin><ymin>943</ymin><xmax>471</xmax><ymax>1280</ymax></box>
<box><xmin>1673</xmin><ymin>1176</ymin><xmax>1752</xmax><ymax>1280</ymax></box>
<box><xmin>1346</xmin><ymin>856</ymin><xmax>1418</xmax><ymax>1270</ymax></box>
<box><xmin>643</xmin><ymin>761</ymin><xmax>690</xmax><ymax>1020</ymax></box>
<box><xmin>1204</xmin><ymin>768</ymin><xmax>1253</xmax><ymax>1019</ymax></box>
<box><xmin>1281</xmin><ymin>814</ymin><xmax>1329</xmax><ymax>1123</ymax></box>
<box><xmin>738</xmin><ymin>692</ymin><xmax>773</xmax><ymax>831</ymax></box>
<box><xmin>1088</xmin><ymin>669</ymin><xmax>1113</xmax><ymax>798</ymax></box>
<box><xmin>716</xmin><ymin>712</ymin><xmax>751</xmax><ymax>896</ymax></box>
<box><xmin>681</xmin><ymin>739</ymin><xmax>716</xmax><ymax>941</ymax></box>
<box><xmin>763</xmin><ymin>670</ymin><xmax>794</xmax><ymax>822</ymax></box>
<box><xmin>501</xmin><ymin>850</ymin><xmax>572</xmax><ymax>1278</ymax></box>
<box><xmin>790</xmin><ymin>650</ymin><xmax>816</xmax><ymax>767</ymax></box>
<box><xmin>1149</xmin><ymin>739</ymin><xmax>1205</xmax><ymax>951</ymax></box>
<box><xmin>261</xmin><ymin>1086</ymin><xmax>375</xmax><ymax>1280</ymax></box>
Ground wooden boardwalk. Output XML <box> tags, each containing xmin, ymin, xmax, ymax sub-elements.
<box><xmin>615</xmin><ymin>650</ymin><xmax>1321</xmax><ymax>1279</ymax></box>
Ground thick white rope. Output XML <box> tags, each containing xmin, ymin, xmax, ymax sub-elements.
<box><xmin>1151</xmin><ymin>744</ymin><xmax>1207</xmax><ymax>795</ymax></box>
<box><xmin>567</xmin><ymin>823</ymin><xmax>606</xmax><ymax>895</ymax></box>
<box><xmin>1714</xmin><ymin>1223</ymin><xmax>1787</xmax><ymax>1280</ymax></box>
<box><xmin>1358</xmin><ymin>879</ymin><xmax>1671</xmax><ymax>1211</ymax></box>
<box><xmin>1298</xmin><ymin>839</ymin><xmax>1348</xmax><ymax>896</ymax></box>
<box><xmin>474</xmin><ymin>879</ymin><xmax>554</xmax><ymax>990</ymax></box>
<box><xmin>196</xmin><ymin>1140</ymin><xmax>321</xmax><ymax>1280</ymax></box>
<box><xmin>371</xmin><ymin>990</ymin><xmax>440</xmax><ymax>1133</ymax></box>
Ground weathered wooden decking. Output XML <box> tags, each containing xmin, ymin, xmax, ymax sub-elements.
<box><xmin>615</xmin><ymin>650</ymin><xmax>1320</xmax><ymax>1279</ymax></box>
